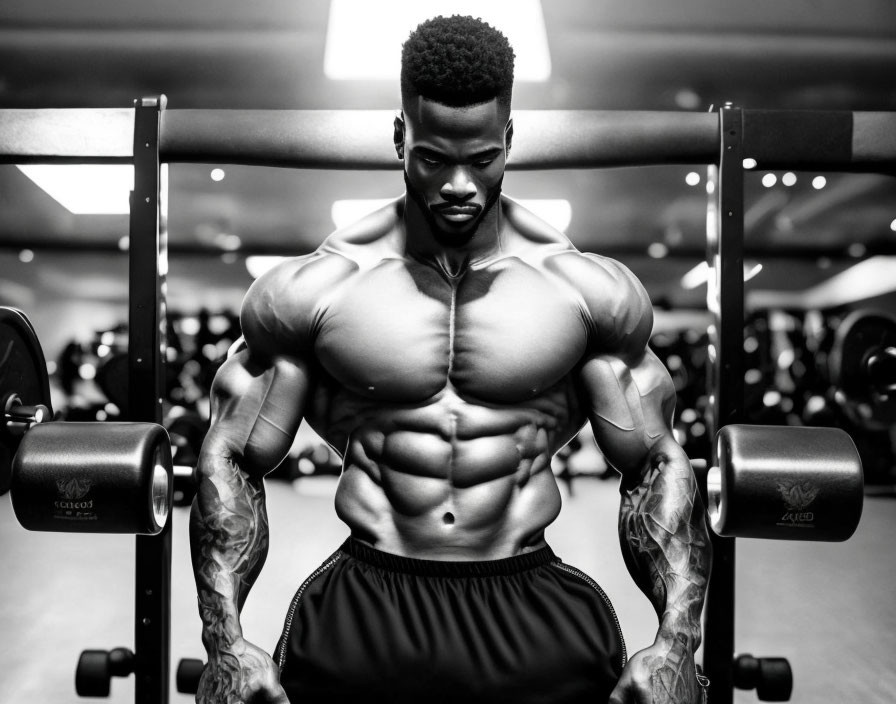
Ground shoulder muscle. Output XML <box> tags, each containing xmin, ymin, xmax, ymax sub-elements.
<box><xmin>240</xmin><ymin>251</ymin><xmax>358</xmax><ymax>359</ymax></box>
<box><xmin>544</xmin><ymin>251</ymin><xmax>653</xmax><ymax>360</ymax></box>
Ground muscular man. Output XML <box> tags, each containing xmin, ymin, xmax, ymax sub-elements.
<box><xmin>191</xmin><ymin>15</ymin><xmax>710</xmax><ymax>704</ymax></box>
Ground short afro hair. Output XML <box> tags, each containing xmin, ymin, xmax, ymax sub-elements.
<box><xmin>401</xmin><ymin>15</ymin><xmax>515</xmax><ymax>110</ymax></box>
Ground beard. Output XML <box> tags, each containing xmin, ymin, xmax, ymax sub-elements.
<box><xmin>404</xmin><ymin>171</ymin><xmax>503</xmax><ymax>249</ymax></box>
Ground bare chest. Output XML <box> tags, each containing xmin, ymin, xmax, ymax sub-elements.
<box><xmin>313</xmin><ymin>258</ymin><xmax>588</xmax><ymax>404</ymax></box>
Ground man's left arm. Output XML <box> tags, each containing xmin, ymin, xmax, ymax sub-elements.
<box><xmin>581</xmin><ymin>346</ymin><xmax>711</xmax><ymax>704</ymax></box>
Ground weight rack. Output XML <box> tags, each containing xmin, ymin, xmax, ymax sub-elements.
<box><xmin>1</xmin><ymin>100</ymin><xmax>894</xmax><ymax>703</ymax></box>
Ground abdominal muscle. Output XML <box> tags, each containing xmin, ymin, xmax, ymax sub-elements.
<box><xmin>329</xmin><ymin>386</ymin><xmax>574</xmax><ymax>560</ymax></box>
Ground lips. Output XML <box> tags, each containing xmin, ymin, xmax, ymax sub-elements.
<box><xmin>433</xmin><ymin>204</ymin><xmax>481</xmax><ymax>223</ymax></box>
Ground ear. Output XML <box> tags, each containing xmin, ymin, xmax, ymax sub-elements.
<box><xmin>393</xmin><ymin>113</ymin><xmax>406</xmax><ymax>160</ymax></box>
<box><xmin>504</xmin><ymin>118</ymin><xmax>514</xmax><ymax>159</ymax></box>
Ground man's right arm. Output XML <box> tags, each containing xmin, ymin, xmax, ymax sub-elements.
<box><xmin>190</xmin><ymin>338</ymin><xmax>310</xmax><ymax>703</ymax></box>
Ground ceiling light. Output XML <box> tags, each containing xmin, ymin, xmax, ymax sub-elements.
<box><xmin>18</xmin><ymin>249</ymin><xmax>34</xmax><ymax>263</ymax></box>
<box><xmin>647</xmin><ymin>243</ymin><xmax>669</xmax><ymax>259</ymax></box>
<box><xmin>812</xmin><ymin>176</ymin><xmax>827</xmax><ymax>189</ymax></box>
<box><xmin>744</xmin><ymin>262</ymin><xmax>763</xmax><ymax>282</ymax></box>
<box><xmin>681</xmin><ymin>261</ymin><xmax>709</xmax><ymax>290</ymax></box>
<box><xmin>215</xmin><ymin>233</ymin><xmax>242</xmax><ymax>251</ymax></box>
<box><xmin>782</xmin><ymin>172</ymin><xmax>797</xmax><ymax>187</ymax></box>
<box><xmin>749</xmin><ymin>256</ymin><xmax>896</xmax><ymax>309</ymax></box>
<box><xmin>17</xmin><ymin>164</ymin><xmax>134</xmax><ymax>215</ymax></box>
<box><xmin>761</xmin><ymin>174</ymin><xmax>777</xmax><ymax>188</ymax></box>
<box><xmin>674</xmin><ymin>89</ymin><xmax>701</xmax><ymax>110</ymax></box>
<box><xmin>848</xmin><ymin>243</ymin><xmax>867</xmax><ymax>258</ymax></box>
<box><xmin>742</xmin><ymin>158</ymin><xmax>757</xmax><ymax>169</ymax></box>
<box><xmin>324</xmin><ymin>0</ymin><xmax>551</xmax><ymax>81</ymax></box>
<box><xmin>890</xmin><ymin>218</ymin><xmax>896</xmax><ymax>232</ymax></box>
<box><xmin>681</xmin><ymin>260</ymin><xmax>762</xmax><ymax>290</ymax></box>
<box><xmin>685</xmin><ymin>172</ymin><xmax>700</xmax><ymax>186</ymax></box>
<box><xmin>210</xmin><ymin>168</ymin><xmax>226</xmax><ymax>182</ymax></box>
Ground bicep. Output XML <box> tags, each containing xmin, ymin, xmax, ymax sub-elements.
<box><xmin>579</xmin><ymin>348</ymin><xmax>677</xmax><ymax>478</ymax></box>
<box><xmin>202</xmin><ymin>346</ymin><xmax>311</xmax><ymax>479</ymax></box>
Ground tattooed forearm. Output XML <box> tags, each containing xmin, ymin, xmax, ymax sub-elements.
<box><xmin>190</xmin><ymin>453</ymin><xmax>270</xmax><ymax>655</ymax></box>
<box><xmin>619</xmin><ymin>449</ymin><xmax>711</xmax><ymax>651</ymax></box>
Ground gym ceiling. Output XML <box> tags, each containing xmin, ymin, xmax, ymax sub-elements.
<box><xmin>1</xmin><ymin>0</ymin><xmax>894</xmax><ymax>314</ymax></box>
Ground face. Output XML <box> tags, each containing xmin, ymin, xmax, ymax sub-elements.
<box><xmin>396</xmin><ymin>96</ymin><xmax>512</xmax><ymax>245</ymax></box>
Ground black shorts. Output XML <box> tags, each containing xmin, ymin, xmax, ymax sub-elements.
<box><xmin>274</xmin><ymin>538</ymin><xmax>626</xmax><ymax>703</ymax></box>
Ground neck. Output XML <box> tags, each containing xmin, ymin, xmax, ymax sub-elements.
<box><xmin>401</xmin><ymin>193</ymin><xmax>505</xmax><ymax>278</ymax></box>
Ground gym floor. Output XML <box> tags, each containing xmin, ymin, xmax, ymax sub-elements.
<box><xmin>1</xmin><ymin>475</ymin><xmax>893</xmax><ymax>703</ymax></box>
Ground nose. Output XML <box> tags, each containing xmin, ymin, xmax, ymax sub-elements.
<box><xmin>440</xmin><ymin>167</ymin><xmax>477</xmax><ymax>201</ymax></box>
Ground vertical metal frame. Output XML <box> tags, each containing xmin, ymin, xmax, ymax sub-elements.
<box><xmin>702</xmin><ymin>105</ymin><xmax>745</xmax><ymax>704</ymax></box>
<box><xmin>129</xmin><ymin>96</ymin><xmax>171</xmax><ymax>704</ymax></box>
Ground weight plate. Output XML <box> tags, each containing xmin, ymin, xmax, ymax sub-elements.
<box><xmin>0</xmin><ymin>307</ymin><xmax>53</xmax><ymax>495</ymax></box>
<box><xmin>829</xmin><ymin>309</ymin><xmax>896</xmax><ymax>430</ymax></box>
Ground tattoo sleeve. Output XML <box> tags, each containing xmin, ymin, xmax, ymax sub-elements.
<box><xmin>189</xmin><ymin>452</ymin><xmax>270</xmax><ymax>670</ymax></box>
<box><xmin>618</xmin><ymin>445</ymin><xmax>711</xmax><ymax>653</ymax></box>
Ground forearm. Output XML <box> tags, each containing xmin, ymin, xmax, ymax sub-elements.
<box><xmin>619</xmin><ymin>441</ymin><xmax>711</xmax><ymax>653</ymax></box>
<box><xmin>190</xmin><ymin>452</ymin><xmax>270</xmax><ymax>657</ymax></box>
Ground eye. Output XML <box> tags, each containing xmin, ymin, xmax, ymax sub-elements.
<box><xmin>473</xmin><ymin>159</ymin><xmax>495</xmax><ymax>169</ymax></box>
<box><xmin>419</xmin><ymin>155</ymin><xmax>442</xmax><ymax>167</ymax></box>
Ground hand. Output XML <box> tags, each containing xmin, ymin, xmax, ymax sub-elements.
<box><xmin>608</xmin><ymin>636</ymin><xmax>706</xmax><ymax>704</ymax></box>
<box><xmin>196</xmin><ymin>637</ymin><xmax>289</xmax><ymax>704</ymax></box>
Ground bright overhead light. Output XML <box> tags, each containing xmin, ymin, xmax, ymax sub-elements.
<box><xmin>647</xmin><ymin>243</ymin><xmax>669</xmax><ymax>259</ymax></box>
<box><xmin>744</xmin><ymin>262</ymin><xmax>763</xmax><ymax>282</ymax></box>
<box><xmin>331</xmin><ymin>197</ymin><xmax>572</xmax><ymax>232</ymax></box>
<box><xmin>324</xmin><ymin>0</ymin><xmax>551</xmax><ymax>81</ymax></box>
<box><xmin>685</xmin><ymin>172</ymin><xmax>700</xmax><ymax>187</ymax></box>
<box><xmin>812</xmin><ymin>176</ymin><xmax>827</xmax><ymax>190</ymax></box>
<box><xmin>782</xmin><ymin>172</ymin><xmax>797</xmax><ymax>187</ymax></box>
<box><xmin>748</xmin><ymin>256</ymin><xmax>896</xmax><ymax>310</ymax></box>
<box><xmin>889</xmin><ymin>218</ymin><xmax>896</xmax><ymax>232</ymax></box>
<box><xmin>210</xmin><ymin>168</ymin><xmax>226</xmax><ymax>182</ymax></box>
<box><xmin>761</xmin><ymin>173</ymin><xmax>777</xmax><ymax>188</ymax></box>
<box><xmin>674</xmin><ymin>89</ymin><xmax>701</xmax><ymax>110</ymax></box>
<box><xmin>681</xmin><ymin>261</ymin><xmax>709</xmax><ymax>290</ymax></box>
<box><xmin>681</xmin><ymin>260</ymin><xmax>763</xmax><ymax>290</ymax></box>
<box><xmin>17</xmin><ymin>164</ymin><xmax>134</xmax><ymax>214</ymax></box>
<box><xmin>742</xmin><ymin>158</ymin><xmax>757</xmax><ymax>170</ymax></box>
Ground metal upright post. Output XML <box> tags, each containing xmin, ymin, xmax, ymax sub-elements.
<box><xmin>129</xmin><ymin>96</ymin><xmax>171</xmax><ymax>704</ymax></box>
<box><xmin>702</xmin><ymin>105</ymin><xmax>745</xmax><ymax>704</ymax></box>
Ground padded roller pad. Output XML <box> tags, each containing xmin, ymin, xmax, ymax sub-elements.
<box><xmin>707</xmin><ymin>425</ymin><xmax>864</xmax><ymax>542</ymax></box>
<box><xmin>11</xmin><ymin>422</ymin><xmax>172</xmax><ymax>535</ymax></box>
